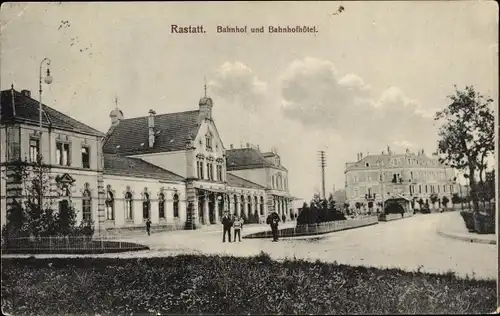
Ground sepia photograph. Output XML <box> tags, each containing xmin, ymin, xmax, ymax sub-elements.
<box><xmin>0</xmin><ymin>1</ymin><xmax>498</xmax><ymax>315</ymax></box>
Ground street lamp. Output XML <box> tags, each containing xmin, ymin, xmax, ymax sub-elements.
<box><xmin>39</xmin><ymin>58</ymin><xmax>52</xmax><ymax>132</ymax></box>
<box><xmin>37</xmin><ymin>58</ymin><xmax>52</xmax><ymax>211</ymax></box>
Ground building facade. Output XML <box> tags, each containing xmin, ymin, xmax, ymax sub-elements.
<box><xmin>1</xmin><ymin>87</ymin><xmax>293</xmax><ymax>234</ymax></box>
<box><xmin>226</xmin><ymin>145</ymin><xmax>294</xmax><ymax>220</ymax></box>
<box><xmin>344</xmin><ymin>147</ymin><xmax>458</xmax><ymax>210</ymax></box>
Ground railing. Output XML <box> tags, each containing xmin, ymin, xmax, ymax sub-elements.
<box><xmin>1</xmin><ymin>236</ymin><xmax>149</xmax><ymax>254</ymax></box>
<box><xmin>244</xmin><ymin>216</ymin><xmax>379</xmax><ymax>239</ymax></box>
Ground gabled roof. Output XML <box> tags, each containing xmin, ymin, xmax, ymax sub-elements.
<box><xmin>1</xmin><ymin>89</ymin><xmax>104</xmax><ymax>137</ymax></box>
<box><xmin>103</xmin><ymin>110</ymin><xmax>201</xmax><ymax>154</ymax></box>
<box><xmin>227</xmin><ymin>172</ymin><xmax>266</xmax><ymax>190</ymax></box>
<box><xmin>226</xmin><ymin>148</ymin><xmax>287</xmax><ymax>171</ymax></box>
<box><xmin>103</xmin><ymin>154</ymin><xmax>184</xmax><ymax>182</ymax></box>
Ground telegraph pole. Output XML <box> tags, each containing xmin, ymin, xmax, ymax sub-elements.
<box><xmin>318</xmin><ymin>150</ymin><xmax>326</xmax><ymax>199</ymax></box>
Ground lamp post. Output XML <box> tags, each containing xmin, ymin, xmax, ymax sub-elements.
<box><xmin>37</xmin><ymin>58</ymin><xmax>53</xmax><ymax>211</ymax></box>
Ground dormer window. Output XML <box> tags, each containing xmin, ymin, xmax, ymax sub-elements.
<box><xmin>205</xmin><ymin>132</ymin><xmax>213</xmax><ymax>151</ymax></box>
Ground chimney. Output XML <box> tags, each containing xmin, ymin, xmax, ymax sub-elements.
<box><xmin>230</xmin><ymin>144</ymin><xmax>233</xmax><ymax>149</ymax></box>
<box><xmin>148</xmin><ymin>109</ymin><xmax>156</xmax><ymax>148</ymax></box>
<box><xmin>360</xmin><ymin>152</ymin><xmax>363</xmax><ymax>159</ymax></box>
<box><xmin>387</xmin><ymin>146</ymin><xmax>391</xmax><ymax>155</ymax></box>
<box><xmin>357</xmin><ymin>153</ymin><xmax>360</xmax><ymax>160</ymax></box>
<box><xmin>21</xmin><ymin>90</ymin><xmax>31</xmax><ymax>98</ymax></box>
<box><xmin>246</xmin><ymin>142</ymin><xmax>250</xmax><ymax>148</ymax></box>
<box><xmin>10</xmin><ymin>84</ymin><xmax>16</xmax><ymax>116</ymax></box>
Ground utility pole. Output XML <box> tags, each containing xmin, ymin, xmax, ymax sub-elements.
<box><xmin>318</xmin><ymin>150</ymin><xmax>326</xmax><ymax>199</ymax></box>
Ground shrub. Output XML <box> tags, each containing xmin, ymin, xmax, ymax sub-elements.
<box><xmin>460</xmin><ymin>211</ymin><xmax>475</xmax><ymax>231</ymax></box>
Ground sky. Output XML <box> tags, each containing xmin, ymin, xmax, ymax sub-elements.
<box><xmin>1</xmin><ymin>1</ymin><xmax>498</xmax><ymax>200</ymax></box>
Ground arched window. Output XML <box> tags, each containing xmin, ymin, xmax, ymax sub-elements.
<box><xmin>125</xmin><ymin>192</ymin><xmax>133</xmax><ymax>220</ymax></box>
<box><xmin>247</xmin><ymin>195</ymin><xmax>251</xmax><ymax>215</ymax></box>
<box><xmin>82</xmin><ymin>187</ymin><xmax>92</xmax><ymax>221</ymax></box>
<box><xmin>106</xmin><ymin>190</ymin><xmax>115</xmax><ymax>220</ymax></box>
<box><xmin>159</xmin><ymin>193</ymin><xmax>165</xmax><ymax>219</ymax></box>
<box><xmin>233</xmin><ymin>194</ymin><xmax>237</xmax><ymax>215</ymax></box>
<box><xmin>254</xmin><ymin>196</ymin><xmax>258</xmax><ymax>215</ymax></box>
<box><xmin>173</xmin><ymin>193</ymin><xmax>179</xmax><ymax>218</ymax></box>
<box><xmin>143</xmin><ymin>192</ymin><xmax>150</xmax><ymax>219</ymax></box>
<box><xmin>260</xmin><ymin>196</ymin><xmax>264</xmax><ymax>215</ymax></box>
<box><xmin>240</xmin><ymin>195</ymin><xmax>245</xmax><ymax>215</ymax></box>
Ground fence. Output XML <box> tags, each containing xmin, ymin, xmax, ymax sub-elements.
<box><xmin>244</xmin><ymin>216</ymin><xmax>379</xmax><ymax>239</ymax></box>
<box><xmin>1</xmin><ymin>236</ymin><xmax>149</xmax><ymax>254</ymax></box>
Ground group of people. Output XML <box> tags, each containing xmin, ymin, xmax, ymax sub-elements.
<box><xmin>221</xmin><ymin>212</ymin><xmax>244</xmax><ymax>242</ymax></box>
<box><xmin>221</xmin><ymin>210</ymin><xmax>282</xmax><ymax>242</ymax></box>
<box><xmin>145</xmin><ymin>210</ymin><xmax>283</xmax><ymax>242</ymax></box>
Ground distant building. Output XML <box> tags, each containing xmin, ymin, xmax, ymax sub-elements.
<box><xmin>344</xmin><ymin>147</ymin><xmax>458</xmax><ymax>210</ymax></box>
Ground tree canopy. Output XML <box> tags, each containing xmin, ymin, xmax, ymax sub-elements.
<box><xmin>435</xmin><ymin>85</ymin><xmax>495</xmax><ymax>211</ymax></box>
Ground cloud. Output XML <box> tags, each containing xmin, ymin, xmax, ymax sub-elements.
<box><xmin>393</xmin><ymin>140</ymin><xmax>415</xmax><ymax>148</ymax></box>
<box><xmin>280</xmin><ymin>57</ymin><xmax>437</xmax><ymax>150</ymax></box>
<box><xmin>209</xmin><ymin>61</ymin><xmax>267</xmax><ymax>111</ymax></box>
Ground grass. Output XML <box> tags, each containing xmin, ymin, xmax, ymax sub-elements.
<box><xmin>1</xmin><ymin>252</ymin><xmax>496</xmax><ymax>315</ymax></box>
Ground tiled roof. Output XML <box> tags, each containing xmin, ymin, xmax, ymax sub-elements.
<box><xmin>103</xmin><ymin>154</ymin><xmax>184</xmax><ymax>182</ymax></box>
<box><xmin>226</xmin><ymin>148</ymin><xmax>287</xmax><ymax>171</ymax></box>
<box><xmin>346</xmin><ymin>153</ymin><xmax>441</xmax><ymax>169</ymax></box>
<box><xmin>103</xmin><ymin>110</ymin><xmax>200</xmax><ymax>154</ymax></box>
<box><xmin>227</xmin><ymin>172</ymin><xmax>266</xmax><ymax>190</ymax></box>
<box><xmin>1</xmin><ymin>89</ymin><xmax>104</xmax><ymax>137</ymax></box>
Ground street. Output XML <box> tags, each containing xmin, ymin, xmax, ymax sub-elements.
<box><xmin>16</xmin><ymin>212</ymin><xmax>494</xmax><ymax>280</ymax></box>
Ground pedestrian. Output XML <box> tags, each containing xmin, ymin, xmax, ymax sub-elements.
<box><xmin>233</xmin><ymin>215</ymin><xmax>243</xmax><ymax>242</ymax></box>
<box><xmin>266</xmin><ymin>211</ymin><xmax>281</xmax><ymax>242</ymax></box>
<box><xmin>145</xmin><ymin>218</ymin><xmax>152</xmax><ymax>236</ymax></box>
<box><xmin>221</xmin><ymin>212</ymin><xmax>233</xmax><ymax>243</ymax></box>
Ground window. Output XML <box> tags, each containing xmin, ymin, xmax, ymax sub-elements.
<box><xmin>216</xmin><ymin>165</ymin><xmax>223</xmax><ymax>181</ymax></box>
<box><xmin>125</xmin><ymin>192</ymin><xmax>133</xmax><ymax>220</ymax></box>
<box><xmin>56</xmin><ymin>142</ymin><xmax>71</xmax><ymax>166</ymax></box>
<box><xmin>106</xmin><ymin>191</ymin><xmax>115</xmax><ymax>220</ymax></box>
<box><xmin>419</xmin><ymin>185</ymin><xmax>422</xmax><ymax>193</ymax></box>
<box><xmin>260</xmin><ymin>196</ymin><xmax>264</xmax><ymax>215</ymax></box>
<box><xmin>247</xmin><ymin>196</ymin><xmax>251</xmax><ymax>215</ymax></box>
<box><xmin>82</xmin><ymin>188</ymin><xmax>92</xmax><ymax>221</ymax></box>
<box><xmin>205</xmin><ymin>133</ymin><xmax>213</xmax><ymax>150</ymax></box>
<box><xmin>143</xmin><ymin>193</ymin><xmax>150</xmax><ymax>219</ymax></box>
<box><xmin>233</xmin><ymin>195</ymin><xmax>237</xmax><ymax>215</ymax></box>
<box><xmin>438</xmin><ymin>186</ymin><xmax>440</xmax><ymax>193</ymax></box>
<box><xmin>159</xmin><ymin>193</ymin><xmax>165</xmax><ymax>218</ymax></box>
<box><xmin>207</xmin><ymin>163</ymin><xmax>213</xmax><ymax>180</ymax></box>
<box><xmin>81</xmin><ymin>147</ymin><xmax>90</xmax><ymax>168</ymax></box>
<box><xmin>410</xmin><ymin>172</ymin><xmax>413</xmax><ymax>179</ymax></box>
<box><xmin>240</xmin><ymin>195</ymin><xmax>244</xmax><ymax>215</ymax></box>
<box><xmin>197</xmin><ymin>161</ymin><xmax>204</xmax><ymax>179</ymax></box>
<box><xmin>443</xmin><ymin>185</ymin><xmax>446</xmax><ymax>193</ymax></box>
<box><xmin>425</xmin><ymin>185</ymin><xmax>428</xmax><ymax>193</ymax></box>
<box><xmin>7</xmin><ymin>127</ymin><xmax>20</xmax><ymax>161</ymax></box>
<box><xmin>173</xmin><ymin>194</ymin><xmax>179</xmax><ymax>217</ymax></box>
<box><xmin>29</xmin><ymin>138</ymin><xmax>40</xmax><ymax>162</ymax></box>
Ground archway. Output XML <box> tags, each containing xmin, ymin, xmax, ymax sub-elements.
<box><xmin>384</xmin><ymin>202</ymin><xmax>404</xmax><ymax>215</ymax></box>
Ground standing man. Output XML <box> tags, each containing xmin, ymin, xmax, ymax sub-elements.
<box><xmin>266</xmin><ymin>211</ymin><xmax>281</xmax><ymax>242</ymax></box>
<box><xmin>221</xmin><ymin>212</ymin><xmax>233</xmax><ymax>243</ymax></box>
<box><xmin>233</xmin><ymin>216</ymin><xmax>243</xmax><ymax>242</ymax></box>
<box><xmin>145</xmin><ymin>218</ymin><xmax>152</xmax><ymax>236</ymax></box>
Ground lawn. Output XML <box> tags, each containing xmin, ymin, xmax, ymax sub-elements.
<box><xmin>1</xmin><ymin>253</ymin><xmax>496</xmax><ymax>315</ymax></box>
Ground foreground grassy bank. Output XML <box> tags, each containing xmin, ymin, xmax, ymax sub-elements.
<box><xmin>1</xmin><ymin>254</ymin><xmax>496</xmax><ymax>315</ymax></box>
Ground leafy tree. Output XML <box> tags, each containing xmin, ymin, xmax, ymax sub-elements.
<box><xmin>442</xmin><ymin>196</ymin><xmax>450</xmax><ymax>209</ymax></box>
<box><xmin>417</xmin><ymin>198</ymin><xmax>425</xmax><ymax>209</ymax></box>
<box><xmin>1</xmin><ymin>158</ymin><xmax>86</xmax><ymax>239</ymax></box>
<box><xmin>451</xmin><ymin>193</ymin><xmax>462</xmax><ymax>205</ymax></box>
<box><xmin>355</xmin><ymin>202</ymin><xmax>361</xmax><ymax>210</ymax></box>
<box><xmin>430</xmin><ymin>193</ymin><xmax>439</xmax><ymax>209</ymax></box>
<box><xmin>435</xmin><ymin>86</ymin><xmax>495</xmax><ymax>212</ymax></box>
